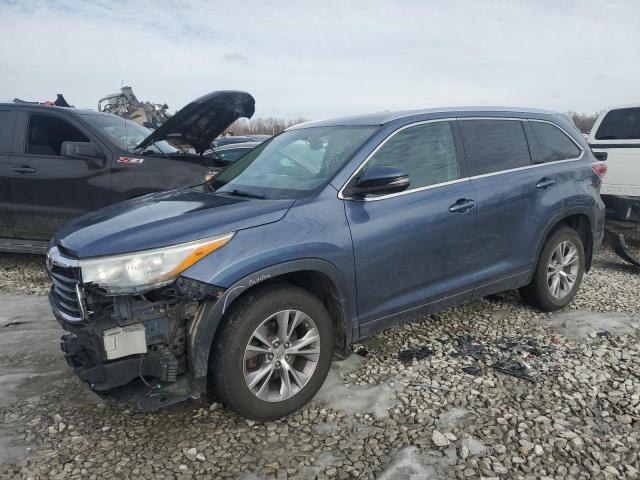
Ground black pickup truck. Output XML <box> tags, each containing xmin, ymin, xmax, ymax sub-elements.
<box><xmin>0</xmin><ymin>91</ymin><xmax>255</xmax><ymax>253</ymax></box>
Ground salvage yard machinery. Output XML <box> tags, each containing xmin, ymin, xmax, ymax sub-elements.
<box><xmin>98</xmin><ymin>86</ymin><xmax>170</xmax><ymax>129</ymax></box>
<box><xmin>588</xmin><ymin>105</ymin><xmax>640</xmax><ymax>267</ymax></box>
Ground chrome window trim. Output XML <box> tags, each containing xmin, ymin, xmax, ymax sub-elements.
<box><xmin>468</xmin><ymin>154</ymin><xmax>584</xmax><ymax>180</ymax></box>
<box><xmin>338</xmin><ymin>116</ymin><xmax>586</xmax><ymax>202</ymax></box>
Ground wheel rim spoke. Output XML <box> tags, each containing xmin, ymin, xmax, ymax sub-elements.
<box><xmin>563</xmin><ymin>246</ymin><xmax>578</xmax><ymax>266</ymax></box>
<box><xmin>549</xmin><ymin>274</ymin><xmax>560</xmax><ymax>296</ymax></box>
<box><xmin>280</xmin><ymin>364</ymin><xmax>292</xmax><ymax>398</ymax></box>
<box><xmin>289</xmin><ymin>329</ymin><xmax>320</xmax><ymax>352</ymax></box>
<box><xmin>286</xmin><ymin>311</ymin><xmax>303</xmax><ymax>341</ymax></box>
<box><xmin>256</xmin><ymin>368</ymin><xmax>274</xmax><ymax>399</ymax></box>
<box><xmin>293</xmin><ymin>348</ymin><xmax>320</xmax><ymax>360</ymax></box>
<box><xmin>288</xmin><ymin>364</ymin><xmax>307</xmax><ymax>388</ymax></box>
<box><xmin>246</xmin><ymin>364</ymin><xmax>273</xmax><ymax>389</ymax></box>
<box><xmin>244</xmin><ymin>344</ymin><xmax>272</xmax><ymax>360</ymax></box>
<box><xmin>252</xmin><ymin>326</ymin><xmax>273</xmax><ymax>349</ymax></box>
<box><xmin>275</xmin><ymin>310</ymin><xmax>290</xmax><ymax>343</ymax></box>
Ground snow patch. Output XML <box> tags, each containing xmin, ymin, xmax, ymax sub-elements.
<box><xmin>378</xmin><ymin>447</ymin><xmax>454</xmax><ymax>480</ymax></box>
<box><xmin>315</xmin><ymin>355</ymin><xmax>397</xmax><ymax>417</ymax></box>
<box><xmin>546</xmin><ymin>310</ymin><xmax>639</xmax><ymax>339</ymax></box>
<box><xmin>461</xmin><ymin>436</ymin><xmax>486</xmax><ymax>456</ymax></box>
<box><xmin>437</xmin><ymin>407</ymin><xmax>470</xmax><ymax>428</ymax></box>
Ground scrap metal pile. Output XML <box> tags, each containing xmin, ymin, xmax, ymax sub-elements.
<box><xmin>98</xmin><ymin>86</ymin><xmax>171</xmax><ymax>129</ymax></box>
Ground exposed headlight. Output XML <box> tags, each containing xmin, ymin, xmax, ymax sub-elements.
<box><xmin>79</xmin><ymin>232</ymin><xmax>234</xmax><ymax>295</ymax></box>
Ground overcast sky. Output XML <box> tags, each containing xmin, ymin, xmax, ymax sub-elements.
<box><xmin>1</xmin><ymin>0</ymin><xmax>638</xmax><ymax>120</ymax></box>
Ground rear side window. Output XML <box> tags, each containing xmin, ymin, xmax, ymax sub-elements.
<box><xmin>460</xmin><ymin>120</ymin><xmax>531</xmax><ymax>176</ymax></box>
<box><xmin>595</xmin><ymin>108</ymin><xmax>640</xmax><ymax>140</ymax></box>
<box><xmin>0</xmin><ymin>110</ymin><xmax>14</xmax><ymax>152</ymax></box>
<box><xmin>364</xmin><ymin>121</ymin><xmax>459</xmax><ymax>189</ymax></box>
<box><xmin>530</xmin><ymin>122</ymin><xmax>581</xmax><ymax>163</ymax></box>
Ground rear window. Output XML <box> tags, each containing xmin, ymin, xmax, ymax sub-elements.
<box><xmin>530</xmin><ymin>122</ymin><xmax>581</xmax><ymax>163</ymax></box>
<box><xmin>595</xmin><ymin>108</ymin><xmax>640</xmax><ymax>140</ymax></box>
<box><xmin>459</xmin><ymin>120</ymin><xmax>531</xmax><ymax>176</ymax></box>
<box><xmin>0</xmin><ymin>110</ymin><xmax>14</xmax><ymax>152</ymax></box>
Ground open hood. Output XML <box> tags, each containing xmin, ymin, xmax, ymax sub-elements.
<box><xmin>135</xmin><ymin>90</ymin><xmax>255</xmax><ymax>154</ymax></box>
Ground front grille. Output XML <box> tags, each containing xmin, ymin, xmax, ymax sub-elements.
<box><xmin>47</xmin><ymin>247</ymin><xmax>83</xmax><ymax>322</ymax></box>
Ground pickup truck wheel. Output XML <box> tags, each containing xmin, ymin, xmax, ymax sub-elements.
<box><xmin>210</xmin><ymin>284</ymin><xmax>334</xmax><ymax>421</ymax></box>
<box><xmin>520</xmin><ymin>227</ymin><xmax>585</xmax><ymax>311</ymax></box>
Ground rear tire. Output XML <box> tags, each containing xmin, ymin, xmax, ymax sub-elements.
<box><xmin>210</xmin><ymin>284</ymin><xmax>334</xmax><ymax>421</ymax></box>
<box><xmin>519</xmin><ymin>227</ymin><xmax>585</xmax><ymax>311</ymax></box>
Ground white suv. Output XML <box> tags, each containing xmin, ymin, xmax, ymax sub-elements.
<box><xmin>588</xmin><ymin>105</ymin><xmax>640</xmax><ymax>265</ymax></box>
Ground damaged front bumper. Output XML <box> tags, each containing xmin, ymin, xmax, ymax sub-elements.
<box><xmin>47</xmin><ymin>247</ymin><xmax>225</xmax><ymax>410</ymax></box>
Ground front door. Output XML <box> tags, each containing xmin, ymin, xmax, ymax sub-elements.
<box><xmin>8</xmin><ymin>112</ymin><xmax>111</xmax><ymax>240</ymax></box>
<box><xmin>343</xmin><ymin>120</ymin><xmax>478</xmax><ymax>329</ymax></box>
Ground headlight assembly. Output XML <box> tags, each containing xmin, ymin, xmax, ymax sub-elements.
<box><xmin>79</xmin><ymin>232</ymin><xmax>234</xmax><ymax>295</ymax></box>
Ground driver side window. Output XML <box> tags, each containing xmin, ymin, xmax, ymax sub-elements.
<box><xmin>27</xmin><ymin>114</ymin><xmax>89</xmax><ymax>156</ymax></box>
<box><xmin>365</xmin><ymin>121</ymin><xmax>459</xmax><ymax>190</ymax></box>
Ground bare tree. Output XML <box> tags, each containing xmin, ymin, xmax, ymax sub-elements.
<box><xmin>566</xmin><ymin>111</ymin><xmax>599</xmax><ymax>134</ymax></box>
<box><xmin>226</xmin><ymin>117</ymin><xmax>308</xmax><ymax>136</ymax></box>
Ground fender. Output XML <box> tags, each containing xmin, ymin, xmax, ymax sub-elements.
<box><xmin>530</xmin><ymin>206</ymin><xmax>597</xmax><ymax>278</ymax></box>
<box><xmin>186</xmin><ymin>258</ymin><xmax>356</xmax><ymax>378</ymax></box>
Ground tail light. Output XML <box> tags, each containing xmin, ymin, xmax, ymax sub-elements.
<box><xmin>592</xmin><ymin>161</ymin><xmax>607</xmax><ymax>177</ymax></box>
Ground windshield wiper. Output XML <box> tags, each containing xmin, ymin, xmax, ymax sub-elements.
<box><xmin>218</xmin><ymin>189</ymin><xmax>267</xmax><ymax>199</ymax></box>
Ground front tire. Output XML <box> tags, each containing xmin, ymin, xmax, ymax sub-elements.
<box><xmin>210</xmin><ymin>284</ymin><xmax>334</xmax><ymax>421</ymax></box>
<box><xmin>520</xmin><ymin>227</ymin><xmax>585</xmax><ymax>311</ymax></box>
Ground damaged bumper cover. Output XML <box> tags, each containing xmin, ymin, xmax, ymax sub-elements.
<box><xmin>48</xmin><ymin>250</ymin><xmax>225</xmax><ymax>410</ymax></box>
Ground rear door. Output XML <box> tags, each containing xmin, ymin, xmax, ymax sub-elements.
<box><xmin>459</xmin><ymin>118</ymin><xmax>564</xmax><ymax>295</ymax></box>
<box><xmin>8</xmin><ymin>111</ymin><xmax>111</xmax><ymax>240</ymax></box>
<box><xmin>344</xmin><ymin>120</ymin><xmax>478</xmax><ymax>328</ymax></box>
<box><xmin>0</xmin><ymin>108</ymin><xmax>17</xmax><ymax>238</ymax></box>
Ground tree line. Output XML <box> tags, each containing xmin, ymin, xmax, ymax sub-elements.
<box><xmin>567</xmin><ymin>112</ymin><xmax>599</xmax><ymax>134</ymax></box>
<box><xmin>226</xmin><ymin>112</ymin><xmax>600</xmax><ymax>137</ymax></box>
<box><xmin>227</xmin><ymin>117</ymin><xmax>308</xmax><ymax>136</ymax></box>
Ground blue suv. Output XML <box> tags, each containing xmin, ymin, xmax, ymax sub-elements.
<box><xmin>47</xmin><ymin>107</ymin><xmax>605</xmax><ymax>420</ymax></box>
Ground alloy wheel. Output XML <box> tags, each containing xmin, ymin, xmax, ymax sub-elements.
<box><xmin>546</xmin><ymin>240</ymin><xmax>579</xmax><ymax>299</ymax></box>
<box><xmin>243</xmin><ymin>310</ymin><xmax>320</xmax><ymax>402</ymax></box>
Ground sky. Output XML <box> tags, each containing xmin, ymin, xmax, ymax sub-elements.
<box><xmin>0</xmin><ymin>0</ymin><xmax>638</xmax><ymax>120</ymax></box>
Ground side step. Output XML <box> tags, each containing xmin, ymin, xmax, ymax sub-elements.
<box><xmin>0</xmin><ymin>238</ymin><xmax>48</xmax><ymax>254</ymax></box>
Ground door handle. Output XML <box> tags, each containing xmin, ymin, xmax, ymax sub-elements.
<box><xmin>449</xmin><ymin>198</ymin><xmax>476</xmax><ymax>213</ymax></box>
<box><xmin>536</xmin><ymin>178</ymin><xmax>555</xmax><ymax>189</ymax></box>
<box><xmin>12</xmin><ymin>166</ymin><xmax>36</xmax><ymax>174</ymax></box>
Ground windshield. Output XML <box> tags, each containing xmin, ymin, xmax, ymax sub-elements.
<box><xmin>81</xmin><ymin>114</ymin><xmax>179</xmax><ymax>153</ymax></box>
<box><xmin>210</xmin><ymin>125</ymin><xmax>377</xmax><ymax>199</ymax></box>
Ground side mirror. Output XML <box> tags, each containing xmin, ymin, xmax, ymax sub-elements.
<box><xmin>345</xmin><ymin>165</ymin><xmax>410</xmax><ymax>198</ymax></box>
<box><xmin>61</xmin><ymin>141</ymin><xmax>104</xmax><ymax>169</ymax></box>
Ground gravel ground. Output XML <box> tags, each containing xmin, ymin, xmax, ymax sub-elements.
<box><xmin>1</xmin><ymin>246</ymin><xmax>639</xmax><ymax>480</ymax></box>
<box><xmin>0</xmin><ymin>253</ymin><xmax>49</xmax><ymax>296</ymax></box>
